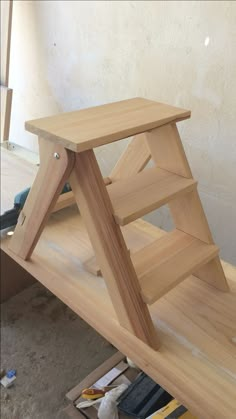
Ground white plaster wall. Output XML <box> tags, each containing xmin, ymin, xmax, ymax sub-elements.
<box><xmin>9</xmin><ymin>1</ymin><xmax>236</xmax><ymax>263</ymax></box>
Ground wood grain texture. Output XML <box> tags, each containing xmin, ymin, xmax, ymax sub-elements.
<box><xmin>0</xmin><ymin>0</ymin><xmax>12</xmax><ymax>86</ymax></box>
<box><xmin>1</xmin><ymin>209</ymin><xmax>235</xmax><ymax>419</ymax></box>
<box><xmin>69</xmin><ymin>150</ymin><xmax>159</xmax><ymax>348</ymax></box>
<box><xmin>194</xmin><ymin>256</ymin><xmax>230</xmax><ymax>291</ymax></box>
<box><xmin>25</xmin><ymin>98</ymin><xmax>190</xmax><ymax>152</ymax></box>
<box><xmin>146</xmin><ymin>123</ymin><xmax>192</xmax><ymax>178</ymax></box>
<box><xmin>169</xmin><ymin>190</ymin><xmax>213</xmax><ymax>243</ymax></box>
<box><xmin>108</xmin><ymin>167</ymin><xmax>196</xmax><ymax>225</ymax></box>
<box><xmin>84</xmin><ymin>248</ymin><xmax>131</xmax><ymax>277</ymax></box>
<box><xmin>53</xmin><ymin>176</ymin><xmax>111</xmax><ymax>213</ymax></box>
<box><xmin>53</xmin><ymin>191</ymin><xmax>75</xmax><ymax>213</ymax></box>
<box><xmin>83</xmin><ymin>255</ymin><xmax>101</xmax><ymax>276</ymax></box>
<box><xmin>109</xmin><ymin>133</ymin><xmax>151</xmax><ymax>181</ymax></box>
<box><xmin>1</xmin><ymin>86</ymin><xmax>12</xmax><ymax>141</ymax></box>
<box><xmin>147</xmin><ymin>123</ymin><xmax>229</xmax><ymax>291</ymax></box>
<box><xmin>8</xmin><ymin>139</ymin><xmax>75</xmax><ymax>259</ymax></box>
<box><xmin>132</xmin><ymin>229</ymin><xmax>219</xmax><ymax>304</ymax></box>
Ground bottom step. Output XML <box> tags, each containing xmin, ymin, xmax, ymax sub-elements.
<box><xmin>132</xmin><ymin>229</ymin><xmax>218</xmax><ymax>304</ymax></box>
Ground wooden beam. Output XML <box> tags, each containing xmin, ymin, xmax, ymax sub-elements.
<box><xmin>9</xmin><ymin>139</ymin><xmax>75</xmax><ymax>259</ymax></box>
<box><xmin>0</xmin><ymin>86</ymin><xmax>12</xmax><ymax>141</ymax></box>
<box><xmin>69</xmin><ymin>149</ymin><xmax>159</xmax><ymax>349</ymax></box>
<box><xmin>146</xmin><ymin>123</ymin><xmax>192</xmax><ymax>178</ymax></box>
<box><xmin>108</xmin><ymin>167</ymin><xmax>196</xmax><ymax>226</ymax></box>
<box><xmin>146</xmin><ymin>123</ymin><xmax>229</xmax><ymax>292</ymax></box>
<box><xmin>109</xmin><ymin>134</ymin><xmax>151</xmax><ymax>182</ymax></box>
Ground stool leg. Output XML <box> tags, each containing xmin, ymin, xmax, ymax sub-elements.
<box><xmin>146</xmin><ymin>123</ymin><xmax>229</xmax><ymax>292</ymax></box>
<box><xmin>70</xmin><ymin>150</ymin><xmax>159</xmax><ymax>349</ymax></box>
<box><xmin>9</xmin><ymin>138</ymin><xmax>75</xmax><ymax>260</ymax></box>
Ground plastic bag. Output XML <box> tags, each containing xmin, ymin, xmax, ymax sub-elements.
<box><xmin>98</xmin><ymin>383</ymin><xmax>128</xmax><ymax>419</ymax></box>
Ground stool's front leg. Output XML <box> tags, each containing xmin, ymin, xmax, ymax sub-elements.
<box><xmin>9</xmin><ymin>138</ymin><xmax>75</xmax><ymax>260</ymax></box>
<box><xmin>69</xmin><ymin>149</ymin><xmax>159</xmax><ymax>349</ymax></box>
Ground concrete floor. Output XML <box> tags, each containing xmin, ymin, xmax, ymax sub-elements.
<box><xmin>1</xmin><ymin>282</ymin><xmax>116</xmax><ymax>419</ymax></box>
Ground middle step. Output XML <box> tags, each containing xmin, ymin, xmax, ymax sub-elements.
<box><xmin>107</xmin><ymin>167</ymin><xmax>197</xmax><ymax>225</ymax></box>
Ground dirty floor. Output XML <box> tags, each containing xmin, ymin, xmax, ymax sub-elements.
<box><xmin>0</xmin><ymin>283</ymin><xmax>116</xmax><ymax>419</ymax></box>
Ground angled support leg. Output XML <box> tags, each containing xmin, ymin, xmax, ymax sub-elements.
<box><xmin>146</xmin><ymin>123</ymin><xmax>229</xmax><ymax>292</ymax></box>
<box><xmin>69</xmin><ymin>149</ymin><xmax>159</xmax><ymax>349</ymax></box>
<box><xmin>9</xmin><ymin>138</ymin><xmax>75</xmax><ymax>260</ymax></box>
<box><xmin>109</xmin><ymin>133</ymin><xmax>151</xmax><ymax>182</ymax></box>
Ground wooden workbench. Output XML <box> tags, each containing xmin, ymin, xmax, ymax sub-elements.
<box><xmin>1</xmin><ymin>148</ymin><xmax>236</xmax><ymax>418</ymax></box>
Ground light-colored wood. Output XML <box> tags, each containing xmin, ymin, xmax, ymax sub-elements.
<box><xmin>146</xmin><ymin>123</ymin><xmax>192</xmax><ymax>178</ymax></box>
<box><xmin>25</xmin><ymin>98</ymin><xmax>190</xmax><ymax>152</ymax></box>
<box><xmin>108</xmin><ymin>167</ymin><xmax>196</xmax><ymax>225</ymax></box>
<box><xmin>0</xmin><ymin>0</ymin><xmax>12</xmax><ymax>86</ymax></box>
<box><xmin>109</xmin><ymin>133</ymin><xmax>151</xmax><ymax>182</ymax></box>
<box><xmin>53</xmin><ymin>176</ymin><xmax>111</xmax><ymax>213</ymax></box>
<box><xmin>169</xmin><ymin>190</ymin><xmax>213</xmax><ymax>243</ymax></box>
<box><xmin>83</xmin><ymin>255</ymin><xmax>101</xmax><ymax>276</ymax></box>
<box><xmin>53</xmin><ymin>191</ymin><xmax>75</xmax><ymax>213</ymax></box>
<box><xmin>147</xmin><ymin>123</ymin><xmax>229</xmax><ymax>292</ymax></box>
<box><xmin>1</xmin><ymin>208</ymin><xmax>236</xmax><ymax>418</ymax></box>
<box><xmin>84</xmin><ymin>247</ymin><xmax>131</xmax><ymax>277</ymax></box>
<box><xmin>132</xmin><ymin>229</ymin><xmax>219</xmax><ymax>304</ymax></box>
<box><xmin>8</xmin><ymin>139</ymin><xmax>75</xmax><ymax>259</ymax></box>
<box><xmin>2</xmin><ymin>124</ymin><xmax>236</xmax><ymax>418</ymax></box>
<box><xmin>1</xmin><ymin>86</ymin><xmax>12</xmax><ymax>141</ymax></box>
<box><xmin>169</xmin><ymin>192</ymin><xmax>230</xmax><ymax>291</ymax></box>
<box><xmin>69</xmin><ymin>149</ymin><xmax>159</xmax><ymax>348</ymax></box>
<box><xmin>194</xmin><ymin>256</ymin><xmax>230</xmax><ymax>291</ymax></box>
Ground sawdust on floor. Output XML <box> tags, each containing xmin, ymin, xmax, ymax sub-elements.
<box><xmin>1</xmin><ymin>282</ymin><xmax>116</xmax><ymax>419</ymax></box>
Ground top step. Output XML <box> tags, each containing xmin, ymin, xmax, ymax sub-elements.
<box><xmin>25</xmin><ymin>98</ymin><xmax>190</xmax><ymax>152</ymax></box>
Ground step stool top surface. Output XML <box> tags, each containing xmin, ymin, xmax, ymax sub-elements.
<box><xmin>25</xmin><ymin>98</ymin><xmax>190</xmax><ymax>152</ymax></box>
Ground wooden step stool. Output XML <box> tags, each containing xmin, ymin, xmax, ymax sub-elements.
<box><xmin>9</xmin><ymin>98</ymin><xmax>229</xmax><ymax>350</ymax></box>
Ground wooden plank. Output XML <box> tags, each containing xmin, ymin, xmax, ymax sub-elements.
<box><xmin>194</xmin><ymin>257</ymin><xmax>230</xmax><ymax>292</ymax></box>
<box><xmin>169</xmin><ymin>190</ymin><xmax>213</xmax><ymax>243</ymax></box>
<box><xmin>52</xmin><ymin>176</ymin><xmax>111</xmax><ymax>213</ymax></box>
<box><xmin>132</xmin><ymin>229</ymin><xmax>219</xmax><ymax>304</ymax></box>
<box><xmin>2</xmin><ymin>143</ymin><xmax>236</xmax><ymax>418</ymax></box>
<box><xmin>8</xmin><ymin>139</ymin><xmax>75</xmax><ymax>259</ymax></box>
<box><xmin>108</xmin><ymin>167</ymin><xmax>196</xmax><ymax>226</ymax></box>
<box><xmin>83</xmin><ymin>255</ymin><xmax>101</xmax><ymax>276</ymax></box>
<box><xmin>25</xmin><ymin>98</ymin><xmax>190</xmax><ymax>152</ymax></box>
<box><xmin>0</xmin><ymin>0</ymin><xmax>12</xmax><ymax>86</ymax></box>
<box><xmin>66</xmin><ymin>352</ymin><xmax>124</xmax><ymax>402</ymax></box>
<box><xmin>1</xmin><ymin>213</ymin><xmax>236</xmax><ymax>419</ymax></box>
<box><xmin>169</xmin><ymin>192</ymin><xmax>230</xmax><ymax>291</ymax></box>
<box><xmin>84</xmin><ymin>248</ymin><xmax>131</xmax><ymax>277</ymax></box>
<box><xmin>69</xmin><ymin>149</ymin><xmax>159</xmax><ymax>349</ymax></box>
<box><xmin>53</xmin><ymin>191</ymin><xmax>75</xmax><ymax>213</ymax></box>
<box><xmin>146</xmin><ymin>123</ymin><xmax>192</xmax><ymax>178</ymax></box>
<box><xmin>1</xmin><ymin>86</ymin><xmax>12</xmax><ymax>141</ymax></box>
<box><xmin>109</xmin><ymin>133</ymin><xmax>151</xmax><ymax>182</ymax></box>
<box><xmin>147</xmin><ymin>124</ymin><xmax>229</xmax><ymax>291</ymax></box>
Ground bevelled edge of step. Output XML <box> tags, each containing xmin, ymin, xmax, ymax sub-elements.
<box><xmin>131</xmin><ymin>229</ymin><xmax>219</xmax><ymax>304</ymax></box>
<box><xmin>107</xmin><ymin>167</ymin><xmax>197</xmax><ymax>226</ymax></box>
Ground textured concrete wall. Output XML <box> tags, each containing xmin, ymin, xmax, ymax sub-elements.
<box><xmin>9</xmin><ymin>1</ymin><xmax>236</xmax><ymax>263</ymax></box>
